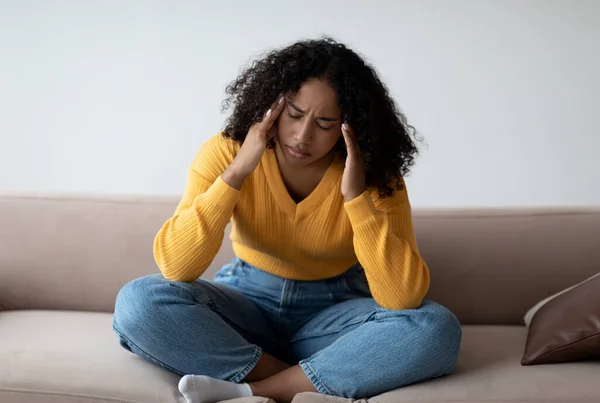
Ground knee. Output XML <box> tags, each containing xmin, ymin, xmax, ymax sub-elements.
<box><xmin>113</xmin><ymin>274</ymin><xmax>172</xmax><ymax>336</ymax></box>
<box><xmin>115</xmin><ymin>274</ymin><xmax>165</xmax><ymax>309</ymax></box>
<box><xmin>114</xmin><ymin>274</ymin><xmax>214</xmax><ymax>335</ymax></box>
<box><xmin>417</xmin><ymin>301</ymin><xmax>462</xmax><ymax>372</ymax></box>
<box><xmin>381</xmin><ymin>301</ymin><xmax>462</xmax><ymax>373</ymax></box>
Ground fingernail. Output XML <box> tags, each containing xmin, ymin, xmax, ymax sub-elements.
<box><xmin>279</xmin><ymin>96</ymin><xmax>285</xmax><ymax>104</ymax></box>
<box><xmin>266</xmin><ymin>109</ymin><xmax>272</xmax><ymax>117</ymax></box>
<box><xmin>342</xmin><ymin>123</ymin><xmax>347</xmax><ymax>131</ymax></box>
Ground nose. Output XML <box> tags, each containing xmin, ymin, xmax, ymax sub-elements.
<box><xmin>294</xmin><ymin>120</ymin><xmax>313</xmax><ymax>144</ymax></box>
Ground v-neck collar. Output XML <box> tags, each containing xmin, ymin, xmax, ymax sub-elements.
<box><xmin>262</xmin><ymin>147</ymin><xmax>343</xmax><ymax>222</ymax></box>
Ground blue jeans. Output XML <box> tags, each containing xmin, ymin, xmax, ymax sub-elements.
<box><xmin>113</xmin><ymin>258</ymin><xmax>461</xmax><ymax>399</ymax></box>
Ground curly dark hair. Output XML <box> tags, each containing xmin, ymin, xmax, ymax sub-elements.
<box><xmin>221</xmin><ymin>37</ymin><xmax>420</xmax><ymax>198</ymax></box>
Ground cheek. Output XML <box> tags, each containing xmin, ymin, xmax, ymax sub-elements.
<box><xmin>316</xmin><ymin>132</ymin><xmax>342</xmax><ymax>154</ymax></box>
<box><xmin>276</xmin><ymin>116</ymin><xmax>291</xmax><ymax>138</ymax></box>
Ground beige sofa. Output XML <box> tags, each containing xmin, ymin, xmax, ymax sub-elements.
<box><xmin>1</xmin><ymin>193</ymin><xmax>599</xmax><ymax>403</ymax></box>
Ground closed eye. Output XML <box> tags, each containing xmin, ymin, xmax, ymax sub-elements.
<box><xmin>288</xmin><ymin>112</ymin><xmax>332</xmax><ymax>131</ymax></box>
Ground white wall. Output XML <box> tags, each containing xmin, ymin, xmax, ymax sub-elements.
<box><xmin>1</xmin><ymin>0</ymin><xmax>598</xmax><ymax>207</ymax></box>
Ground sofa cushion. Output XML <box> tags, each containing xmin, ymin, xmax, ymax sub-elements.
<box><xmin>521</xmin><ymin>272</ymin><xmax>600</xmax><ymax>365</ymax></box>
<box><xmin>0</xmin><ymin>310</ymin><xmax>184</xmax><ymax>403</ymax></box>
<box><xmin>291</xmin><ymin>393</ymin><xmax>365</xmax><ymax>403</ymax></box>
<box><xmin>2</xmin><ymin>312</ymin><xmax>599</xmax><ymax>403</ymax></box>
<box><xmin>370</xmin><ymin>326</ymin><xmax>600</xmax><ymax>403</ymax></box>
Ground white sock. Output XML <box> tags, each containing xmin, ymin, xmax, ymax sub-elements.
<box><xmin>178</xmin><ymin>374</ymin><xmax>253</xmax><ymax>403</ymax></box>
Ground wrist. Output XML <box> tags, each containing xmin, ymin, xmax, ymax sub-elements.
<box><xmin>343</xmin><ymin>194</ymin><xmax>359</xmax><ymax>202</ymax></box>
<box><xmin>344</xmin><ymin>190</ymin><xmax>378</xmax><ymax>225</ymax></box>
<box><xmin>343</xmin><ymin>188</ymin><xmax>366</xmax><ymax>203</ymax></box>
<box><xmin>222</xmin><ymin>164</ymin><xmax>248</xmax><ymax>190</ymax></box>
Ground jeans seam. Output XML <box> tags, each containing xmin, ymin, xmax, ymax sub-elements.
<box><xmin>168</xmin><ymin>282</ymin><xmax>211</xmax><ymax>306</ymax></box>
<box><xmin>340</xmin><ymin>276</ymin><xmax>354</xmax><ymax>293</ymax></box>
<box><xmin>298</xmin><ymin>358</ymin><xmax>334</xmax><ymax>395</ymax></box>
<box><xmin>289</xmin><ymin>316</ymin><xmax>367</xmax><ymax>343</ymax></box>
<box><xmin>229</xmin><ymin>345</ymin><xmax>262</xmax><ymax>383</ymax></box>
<box><xmin>199</xmin><ymin>283</ymin><xmax>278</xmax><ymax>348</ymax></box>
<box><xmin>277</xmin><ymin>279</ymin><xmax>292</xmax><ymax>323</ymax></box>
<box><xmin>112</xmin><ymin>325</ymin><xmax>184</xmax><ymax>376</ymax></box>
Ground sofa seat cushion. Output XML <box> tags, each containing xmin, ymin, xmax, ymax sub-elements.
<box><xmin>0</xmin><ymin>310</ymin><xmax>184</xmax><ymax>403</ymax></box>
<box><xmin>372</xmin><ymin>325</ymin><xmax>600</xmax><ymax>403</ymax></box>
<box><xmin>1</xmin><ymin>312</ymin><xmax>599</xmax><ymax>403</ymax></box>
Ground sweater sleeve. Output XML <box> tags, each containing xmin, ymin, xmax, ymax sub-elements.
<box><xmin>343</xmin><ymin>178</ymin><xmax>430</xmax><ymax>310</ymax></box>
<box><xmin>153</xmin><ymin>133</ymin><xmax>240</xmax><ymax>282</ymax></box>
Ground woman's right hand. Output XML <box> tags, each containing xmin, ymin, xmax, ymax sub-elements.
<box><xmin>222</xmin><ymin>95</ymin><xmax>286</xmax><ymax>190</ymax></box>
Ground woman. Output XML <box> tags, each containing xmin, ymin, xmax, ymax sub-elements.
<box><xmin>113</xmin><ymin>37</ymin><xmax>461</xmax><ymax>403</ymax></box>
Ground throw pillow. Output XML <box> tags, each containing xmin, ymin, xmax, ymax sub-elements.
<box><xmin>521</xmin><ymin>272</ymin><xmax>600</xmax><ymax>365</ymax></box>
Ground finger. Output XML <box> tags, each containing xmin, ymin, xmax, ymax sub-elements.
<box><xmin>341</xmin><ymin>123</ymin><xmax>351</xmax><ymax>147</ymax></box>
<box><xmin>342</xmin><ymin>123</ymin><xmax>357</xmax><ymax>156</ymax></box>
<box><xmin>260</xmin><ymin>95</ymin><xmax>286</xmax><ymax>130</ymax></box>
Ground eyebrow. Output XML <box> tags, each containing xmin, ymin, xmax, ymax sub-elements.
<box><xmin>288</xmin><ymin>101</ymin><xmax>339</xmax><ymax>122</ymax></box>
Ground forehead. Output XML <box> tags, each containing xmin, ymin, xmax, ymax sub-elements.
<box><xmin>292</xmin><ymin>78</ymin><xmax>340</xmax><ymax>113</ymax></box>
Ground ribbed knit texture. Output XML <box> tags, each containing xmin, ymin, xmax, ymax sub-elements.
<box><xmin>154</xmin><ymin>133</ymin><xmax>430</xmax><ymax>309</ymax></box>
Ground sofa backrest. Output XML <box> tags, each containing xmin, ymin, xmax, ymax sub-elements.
<box><xmin>1</xmin><ymin>194</ymin><xmax>598</xmax><ymax>325</ymax></box>
<box><xmin>414</xmin><ymin>209</ymin><xmax>600</xmax><ymax>324</ymax></box>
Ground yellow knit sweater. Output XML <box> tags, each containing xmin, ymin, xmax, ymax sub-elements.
<box><xmin>154</xmin><ymin>133</ymin><xmax>430</xmax><ymax>309</ymax></box>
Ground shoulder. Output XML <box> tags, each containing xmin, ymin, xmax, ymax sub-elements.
<box><xmin>200</xmin><ymin>132</ymin><xmax>240</xmax><ymax>159</ymax></box>
<box><xmin>191</xmin><ymin>132</ymin><xmax>240</xmax><ymax>170</ymax></box>
<box><xmin>186</xmin><ymin>132</ymin><xmax>241</xmax><ymax>182</ymax></box>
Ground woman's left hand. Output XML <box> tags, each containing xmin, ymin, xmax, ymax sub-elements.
<box><xmin>341</xmin><ymin>122</ymin><xmax>366</xmax><ymax>202</ymax></box>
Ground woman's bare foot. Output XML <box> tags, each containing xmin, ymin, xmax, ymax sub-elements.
<box><xmin>244</xmin><ymin>352</ymin><xmax>292</xmax><ymax>381</ymax></box>
<box><xmin>249</xmin><ymin>365</ymin><xmax>318</xmax><ymax>403</ymax></box>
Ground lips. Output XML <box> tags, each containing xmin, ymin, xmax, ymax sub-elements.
<box><xmin>290</xmin><ymin>147</ymin><xmax>310</xmax><ymax>156</ymax></box>
<box><xmin>287</xmin><ymin>145</ymin><xmax>311</xmax><ymax>156</ymax></box>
